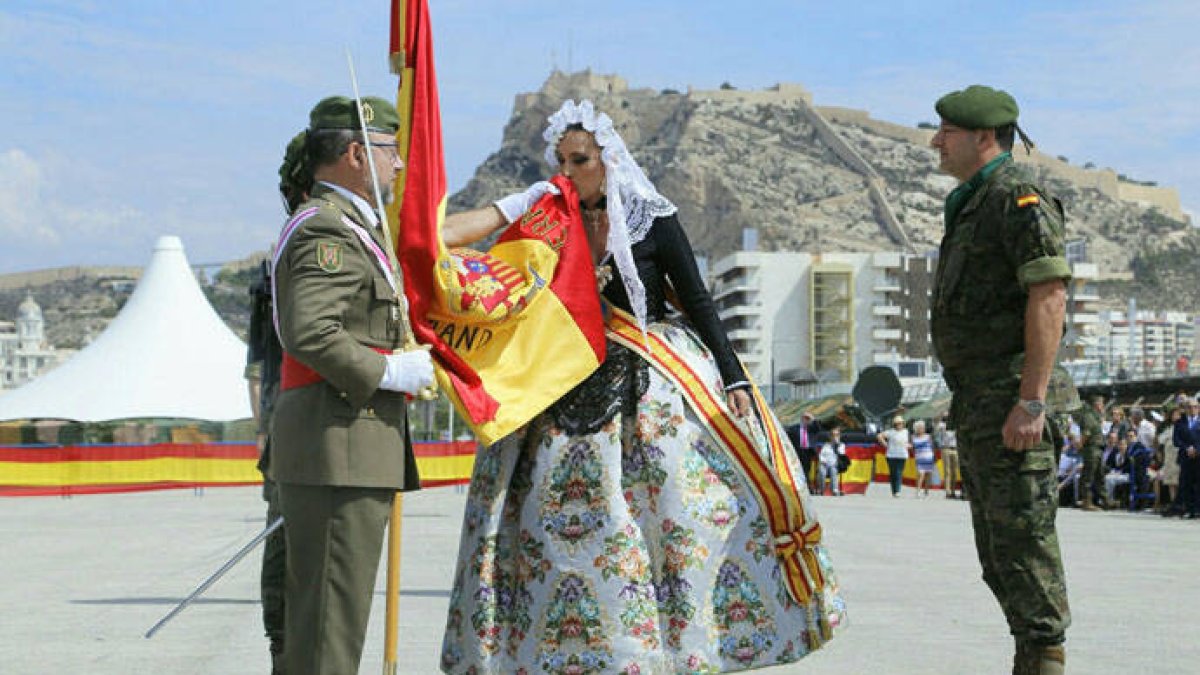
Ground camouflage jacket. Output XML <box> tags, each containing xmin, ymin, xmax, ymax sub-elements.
<box><xmin>932</xmin><ymin>156</ymin><xmax>1076</xmax><ymax>407</ymax></box>
<box><xmin>1077</xmin><ymin>404</ymin><xmax>1104</xmax><ymax>452</ymax></box>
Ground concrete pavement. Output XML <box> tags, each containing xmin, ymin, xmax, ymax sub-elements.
<box><xmin>3</xmin><ymin>483</ymin><xmax>1198</xmax><ymax>674</ymax></box>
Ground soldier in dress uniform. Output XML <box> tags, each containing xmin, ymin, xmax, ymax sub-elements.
<box><xmin>929</xmin><ymin>85</ymin><xmax>1075</xmax><ymax>675</ymax></box>
<box><xmin>269</xmin><ymin>95</ymin><xmax>433</xmax><ymax>675</ymax></box>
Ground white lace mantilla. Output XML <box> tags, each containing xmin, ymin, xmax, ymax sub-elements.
<box><xmin>543</xmin><ymin>100</ymin><xmax>677</xmax><ymax>334</ymax></box>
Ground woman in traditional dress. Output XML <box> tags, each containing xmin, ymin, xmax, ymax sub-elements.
<box><xmin>440</xmin><ymin>100</ymin><xmax>845</xmax><ymax>674</ymax></box>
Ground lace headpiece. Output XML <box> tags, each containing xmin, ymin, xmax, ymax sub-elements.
<box><xmin>543</xmin><ymin>100</ymin><xmax>677</xmax><ymax>335</ymax></box>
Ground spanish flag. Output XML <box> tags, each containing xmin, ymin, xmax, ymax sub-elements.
<box><xmin>390</xmin><ymin>1</ymin><xmax>605</xmax><ymax>445</ymax></box>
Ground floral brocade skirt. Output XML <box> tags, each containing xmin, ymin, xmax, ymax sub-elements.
<box><xmin>440</xmin><ymin>319</ymin><xmax>845</xmax><ymax>674</ymax></box>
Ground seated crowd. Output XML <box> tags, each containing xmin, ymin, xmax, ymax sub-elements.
<box><xmin>787</xmin><ymin>394</ymin><xmax>1200</xmax><ymax>520</ymax></box>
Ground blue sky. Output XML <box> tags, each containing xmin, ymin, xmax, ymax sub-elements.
<box><xmin>1</xmin><ymin>0</ymin><xmax>1196</xmax><ymax>272</ymax></box>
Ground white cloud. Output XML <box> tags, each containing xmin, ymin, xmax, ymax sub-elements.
<box><xmin>0</xmin><ymin>149</ymin><xmax>61</xmax><ymax>246</ymax></box>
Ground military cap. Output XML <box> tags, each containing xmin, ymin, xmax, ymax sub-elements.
<box><xmin>935</xmin><ymin>85</ymin><xmax>1019</xmax><ymax>129</ymax></box>
<box><xmin>308</xmin><ymin>95</ymin><xmax>400</xmax><ymax>134</ymax></box>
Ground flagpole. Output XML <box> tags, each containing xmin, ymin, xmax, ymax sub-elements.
<box><xmin>343</xmin><ymin>45</ymin><xmax>421</xmax><ymax>675</ymax></box>
<box><xmin>383</xmin><ymin>3</ymin><xmax>410</xmax><ymax>671</ymax></box>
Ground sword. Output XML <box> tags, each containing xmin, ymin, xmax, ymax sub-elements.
<box><xmin>345</xmin><ymin>48</ymin><xmax>417</xmax><ymax>675</ymax></box>
<box><xmin>345</xmin><ymin>48</ymin><xmax>437</xmax><ymax>401</ymax></box>
<box><xmin>144</xmin><ymin>516</ymin><xmax>284</xmax><ymax>639</ymax></box>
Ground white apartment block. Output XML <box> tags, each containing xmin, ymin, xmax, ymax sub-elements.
<box><xmin>1064</xmin><ymin>261</ymin><xmax>1102</xmax><ymax>361</ymax></box>
<box><xmin>1090</xmin><ymin>310</ymin><xmax>1196</xmax><ymax>376</ymax></box>
<box><xmin>709</xmin><ymin>250</ymin><xmax>937</xmax><ymax>402</ymax></box>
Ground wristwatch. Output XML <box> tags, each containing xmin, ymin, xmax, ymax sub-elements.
<box><xmin>1018</xmin><ymin>399</ymin><xmax>1046</xmax><ymax>416</ymax></box>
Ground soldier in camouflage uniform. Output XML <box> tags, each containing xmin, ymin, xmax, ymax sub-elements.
<box><xmin>1076</xmin><ymin>396</ymin><xmax>1106</xmax><ymax>511</ymax></box>
<box><xmin>244</xmin><ymin>130</ymin><xmax>313</xmax><ymax>674</ymax></box>
<box><xmin>930</xmin><ymin>85</ymin><xmax>1075</xmax><ymax>675</ymax></box>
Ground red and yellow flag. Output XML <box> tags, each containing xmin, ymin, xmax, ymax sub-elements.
<box><xmin>389</xmin><ymin>1</ymin><xmax>604</xmax><ymax>445</ymax></box>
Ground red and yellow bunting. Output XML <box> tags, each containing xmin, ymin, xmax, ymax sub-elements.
<box><xmin>606</xmin><ymin>307</ymin><xmax>825</xmax><ymax>606</ymax></box>
<box><xmin>0</xmin><ymin>441</ymin><xmax>478</xmax><ymax>497</ymax></box>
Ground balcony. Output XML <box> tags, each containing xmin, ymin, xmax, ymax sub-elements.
<box><xmin>872</xmin><ymin>305</ymin><xmax>902</xmax><ymax>317</ymax></box>
<box><xmin>727</xmin><ymin>328</ymin><xmax>762</xmax><ymax>342</ymax></box>
<box><xmin>717</xmin><ymin>304</ymin><xmax>762</xmax><ymax>320</ymax></box>
<box><xmin>712</xmin><ymin>283</ymin><xmax>758</xmax><ymax>302</ymax></box>
<box><xmin>871</xmin><ymin>252</ymin><xmax>902</xmax><ymax>270</ymax></box>
<box><xmin>873</xmin><ymin>328</ymin><xmax>902</xmax><ymax>341</ymax></box>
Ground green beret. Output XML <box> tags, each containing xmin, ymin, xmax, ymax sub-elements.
<box><xmin>308</xmin><ymin>95</ymin><xmax>400</xmax><ymax>134</ymax></box>
<box><xmin>935</xmin><ymin>85</ymin><xmax>1019</xmax><ymax>129</ymax></box>
<box><xmin>279</xmin><ymin>131</ymin><xmax>309</xmax><ymax>184</ymax></box>
<box><xmin>278</xmin><ymin>130</ymin><xmax>313</xmax><ymax>210</ymax></box>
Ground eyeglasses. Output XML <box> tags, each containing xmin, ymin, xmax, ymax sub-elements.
<box><xmin>358</xmin><ymin>140</ymin><xmax>399</xmax><ymax>158</ymax></box>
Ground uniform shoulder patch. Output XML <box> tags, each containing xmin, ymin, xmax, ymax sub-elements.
<box><xmin>1016</xmin><ymin>193</ymin><xmax>1041</xmax><ymax>208</ymax></box>
<box><xmin>316</xmin><ymin>241</ymin><xmax>343</xmax><ymax>272</ymax></box>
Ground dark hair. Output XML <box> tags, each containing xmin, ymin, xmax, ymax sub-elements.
<box><xmin>306</xmin><ymin>128</ymin><xmax>360</xmax><ymax>169</ymax></box>
<box><xmin>994</xmin><ymin>124</ymin><xmax>1015</xmax><ymax>152</ymax></box>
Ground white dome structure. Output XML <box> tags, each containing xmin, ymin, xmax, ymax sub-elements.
<box><xmin>17</xmin><ymin>295</ymin><xmax>42</xmax><ymax>322</ymax></box>
<box><xmin>0</xmin><ymin>236</ymin><xmax>253</xmax><ymax>421</ymax></box>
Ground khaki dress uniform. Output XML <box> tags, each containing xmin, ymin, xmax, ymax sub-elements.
<box><xmin>271</xmin><ymin>182</ymin><xmax>419</xmax><ymax>674</ymax></box>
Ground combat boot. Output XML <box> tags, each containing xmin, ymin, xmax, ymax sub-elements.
<box><xmin>1013</xmin><ymin>642</ymin><xmax>1066</xmax><ymax>675</ymax></box>
<box><xmin>1079</xmin><ymin>495</ymin><xmax>1101</xmax><ymax>512</ymax></box>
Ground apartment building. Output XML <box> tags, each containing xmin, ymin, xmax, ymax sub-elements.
<box><xmin>709</xmin><ymin>249</ymin><xmax>936</xmax><ymax>401</ymax></box>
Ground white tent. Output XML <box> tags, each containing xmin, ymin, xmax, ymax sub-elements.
<box><xmin>0</xmin><ymin>236</ymin><xmax>253</xmax><ymax>422</ymax></box>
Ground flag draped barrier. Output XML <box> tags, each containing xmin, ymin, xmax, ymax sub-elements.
<box><xmin>0</xmin><ymin>440</ymin><xmax>478</xmax><ymax>497</ymax></box>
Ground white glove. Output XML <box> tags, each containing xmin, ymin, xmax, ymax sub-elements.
<box><xmin>493</xmin><ymin>181</ymin><xmax>561</xmax><ymax>223</ymax></box>
<box><xmin>378</xmin><ymin>349</ymin><xmax>434</xmax><ymax>394</ymax></box>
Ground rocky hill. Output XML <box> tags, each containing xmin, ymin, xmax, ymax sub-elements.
<box><xmin>0</xmin><ymin>255</ymin><xmax>264</xmax><ymax>349</ymax></box>
<box><xmin>452</xmin><ymin>70</ymin><xmax>1198</xmax><ymax>311</ymax></box>
<box><xmin>5</xmin><ymin>70</ymin><xmax>1197</xmax><ymax>346</ymax></box>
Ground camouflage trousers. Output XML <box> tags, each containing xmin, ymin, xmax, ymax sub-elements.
<box><xmin>1080</xmin><ymin>443</ymin><xmax>1104</xmax><ymax>504</ymax></box>
<box><xmin>949</xmin><ymin>381</ymin><xmax>1071</xmax><ymax>646</ymax></box>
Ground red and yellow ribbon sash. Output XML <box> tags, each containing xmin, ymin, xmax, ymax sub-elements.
<box><xmin>606</xmin><ymin>307</ymin><xmax>825</xmax><ymax>605</ymax></box>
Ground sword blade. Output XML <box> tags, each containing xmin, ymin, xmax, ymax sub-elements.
<box><xmin>144</xmin><ymin>516</ymin><xmax>284</xmax><ymax>639</ymax></box>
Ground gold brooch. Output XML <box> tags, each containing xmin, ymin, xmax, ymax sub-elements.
<box><xmin>595</xmin><ymin>264</ymin><xmax>613</xmax><ymax>291</ymax></box>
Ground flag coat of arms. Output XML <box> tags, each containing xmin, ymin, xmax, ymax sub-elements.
<box><xmin>390</xmin><ymin>1</ymin><xmax>604</xmax><ymax>445</ymax></box>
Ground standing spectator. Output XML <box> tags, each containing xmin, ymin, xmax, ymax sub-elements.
<box><xmin>936</xmin><ymin>415</ymin><xmax>961</xmax><ymax>499</ymax></box>
<box><xmin>786</xmin><ymin>412</ymin><xmax>818</xmax><ymax>494</ymax></box>
<box><xmin>912</xmin><ymin>420</ymin><xmax>936</xmax><ymax>498</ymax></box>
<box><xmin>878</xmin><ymin>415</ymin><xmax>910</xmax><ymax>498</ymax></box>
<box><xmin>816</xmin><ymin>426</ymin><xmax>847</xmax><ymax>496</ymax></box>
<box><xmin>1170</xmin><ymin>399</ymin><xmax>1200</xmax><ymax>518</ymax></box>
<box><xmin>1155</xmin><ymin>407</ymin><xmax>1182</xmax><ymax>513</ymax></box>
<box><xmin>1176</xmin><ymin>354</ymin><xmax>1190</xmax><ymax>375</ymax></box>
